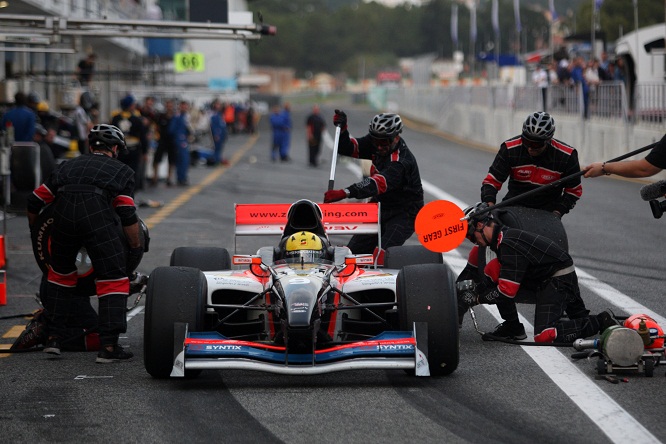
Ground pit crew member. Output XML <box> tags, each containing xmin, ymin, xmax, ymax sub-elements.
<box><xmin>323</xmin><ymin>111</ymin><xmax>424</xmax><ymax>264</ymax></box>
<box><xmin>26</xmin><ymin>124</ymin><xmax>142</xmax><ymax>362</ymax></box>
<box><xmin>458</xmin><ymin>203</ymin><xmax>617</xmax><ymax>343</ymax></box>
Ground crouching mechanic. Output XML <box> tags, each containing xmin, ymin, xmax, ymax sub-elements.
<box><xmin>323</xmin><ymin>110</ymin><xmax>424</xmax><ymax>264</ymax></box>
<box><xmin>457</xmin><ymin>203</ymin><xmax>617</xmax><ymax>343</ymax></box>
<box><xmin>27</xmin><ymin>124</ymin><xmax>142</xmax><ymax>363</ymax></box>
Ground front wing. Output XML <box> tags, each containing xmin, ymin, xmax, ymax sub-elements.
<box><xmin>171</xmin><ymin>322</ymin><xmax>431</xmax><ymax>377</ymax></box>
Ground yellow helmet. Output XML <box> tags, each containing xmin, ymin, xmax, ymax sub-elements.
<box><xmin>283</xmin><ymin>231</ymin><xmax>326</xmax><ymax>262</ymax></box>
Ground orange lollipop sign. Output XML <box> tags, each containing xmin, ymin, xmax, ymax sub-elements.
<box><xmin>415</xmin><ymin>200</ymin><xmax>467</xmax><ymax>252</ymax></box>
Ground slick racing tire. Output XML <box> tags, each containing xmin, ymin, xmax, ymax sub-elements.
<box><xmin>170</xmin><ymin>247</ymin><xmax>231</xmax><ymax>271</ymax></box>
<box><xmin>398</xmin><ymin>264</ymin><xmax>459</xmax><ymax>376</ymax></box>
<box><xmin>384</xmin><ymin>244</ymin><xmax>443</xmax><ymax>270</ymax></box>
<box><xmin>144</xmin><ymin>266</ymin><xmax>207</xmax><ymax>379</ymax></box>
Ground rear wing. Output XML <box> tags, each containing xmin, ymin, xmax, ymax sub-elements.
<box><xmin>234</xmin><ymin>202</ymin><xmax>381</xmax><ymax>252</ymax></box>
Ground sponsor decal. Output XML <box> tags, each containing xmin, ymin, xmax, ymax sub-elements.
<box><xmin>205</xmin><ymin>345</ymin><xmax>243</xmax><ymax>351</ymax></box>
<box><xmin>291</xmin><ymin>302</ymin><xmax>309</xmax><ymax>313</ymax></box>
<box><xmin>377</xmin><ymin>344</ymin><xmax>414</xmax><ymax>351</ymax></box>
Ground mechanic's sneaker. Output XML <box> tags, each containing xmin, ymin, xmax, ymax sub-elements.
<box><xmin>482</xmin><ymin>321</ymin><xmax>527</xmax><ymax>341</ymax></box>
<box><xmin>96</xmin><ymin>344</ymin><xmax>133</xmax><ymax>363</ymax></box>
<box><xmin>597</xmin><ymin>310</ymin><xmax>620</xmax><ymax>334</ymax></box>
<box><xmin>10</xmin><ymin>310</ymin><xmax>48</xmax><ymax>351</ymax></box>
<box><xmin>43</xmin><ymin>338</ymin><xmax>62</xmax><ymax>356</ymax></box>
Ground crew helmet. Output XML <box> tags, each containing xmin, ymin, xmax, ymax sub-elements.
<box><xmin>283</xmin><ymin>231</ymin><xmax>328</xmax><ymax>263</ymax></box>
<box><xmin>369</xmin><ymin>113</ymin><xmax>403</xmax><ymax>139</ymax></box>
<box><xmin>88</xmin><ymin>124</ymin><xmax>127</xmax><ymax>153</ymax></box>
<box><xmin>522</xmin><ymin>111</ymin><xmax>555</xmax><ymax>141</ymax></box>
<box><xmin>463</xmin><ymin>202</ymin><xmax>493</xmax><ymax>240</ymax></box>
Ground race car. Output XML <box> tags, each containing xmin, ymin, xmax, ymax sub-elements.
<box><xmin>143</xmin><ymin>199</ymin><xmax>460</xmax><ymax>378</ymax></box>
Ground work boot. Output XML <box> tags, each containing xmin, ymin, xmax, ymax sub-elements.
<box><xmin>10</xmin><ymin>310</ymin><xmax>48</xmax><ymax>351</ymax></box>
<box><xmin>43</xmin><ymin>337</ymin><xmax>62</xmax><ymax>356</ymax></box>
<box><xmin>96</xmin><ymin>344</ymin><xmax>133</xmax><ymax>363</ymax></box>
<box><xmin>596</xmin><ymin>310</ymin><xmax>620</xmax><ymax>334</ymax></box>
<box><xmin>482</xmin><ymin>321</ymin><xmax>527</xmax><ymax>341</ymax></box>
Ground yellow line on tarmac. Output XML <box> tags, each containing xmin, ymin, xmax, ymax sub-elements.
<box><xmin>144</xmin><ymin>134</ymin><xmax>259</xmax><ymax>230</ymax></box>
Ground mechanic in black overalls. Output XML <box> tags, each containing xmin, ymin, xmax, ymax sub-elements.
<box><xmin>458</xmin><ymin>203</ymin><xmax>618</xmax><ymax>343</ymax></box>
<box><xmin>470</xmin><ymin>112</ymin><xmax>583</xmax><ymax>339</ymax></box>
<box><xmin>323</xmin><ymin>111</ymin><xmax>424</xmax><ymax>265</ymax></box>
<box><xmin>27</xmin><ymin>124</ymin><xmax>142</xmax><ymax>363</ymax></box>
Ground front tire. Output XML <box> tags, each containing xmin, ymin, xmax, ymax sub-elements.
<box><xmin>384</xmin><ymin>244</ymin><xmax>443</xmax><ymax>270</ymax></box>
<box><xmin>398</xmin><ymin>264</ymin><xmax>459</xmax><ymax>376</ymax></box>
<box><xmin>144</xmin><ymin>266</ymin><xmax>207</xmax><ymax>378</ymax></box>
<box><xmin>170</xmin><ymin>246</ymin><xmax>231</xmax><ymax>271</ymax></box>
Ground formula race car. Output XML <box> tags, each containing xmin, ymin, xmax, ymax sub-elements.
<box><xmin>143</xmin><ymin>199</ymin><xmax>460</xmax><ymax>378</ymax></box>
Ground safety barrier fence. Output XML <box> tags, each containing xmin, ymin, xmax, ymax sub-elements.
<box><xmin>385</xmin><ymin>82</ymin><xmax>665</xmax><ymax>129</ymax></box>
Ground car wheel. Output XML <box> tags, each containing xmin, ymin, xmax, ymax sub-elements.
<box><xmin>384</xmin><ymin>244</ymin><xmax>443</xmax><ymax>270</ymax></box>
<box><xmin>144</xmin><ymin>266</ymin><xmax>207</xmax><ymax>379</ymax></box>
<box><xmin>397</xmin><ymin>263</ymin><xmax>459</xmax><ymax>376</ymax></box>
<box><xmin>170</xmin><ymin>246</ymin><xmax>231</xmax><ymax>271</ymax></box>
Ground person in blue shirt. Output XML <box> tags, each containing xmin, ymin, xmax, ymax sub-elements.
<box><xmin>1</xmin><ymin>92</ymin><xmax>36</xmax><ymax>142</ymax></box>
<box><xmin>169</xmin><ymin>100</ymin><xmax>192</xmax><ymax>186</ymax></box>
<box><xmin>210</xmin><ymin>99</ymin><xmax>228</xmax><ymax>166</ymax></box>
<box><xmin>269</xmin><ymin>105</ymin><xmax>288</xmax><ymax>162</ymax></box>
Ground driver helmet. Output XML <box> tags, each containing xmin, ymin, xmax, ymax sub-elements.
<box><xmin>369</xmin><ymin>113</ymin><xmax>402</xmax><ymax>155</ymax></box>
<box><xmin>463</xmin><ymin>202</ymin><xmax>493</xmax><ymax>241</ymax></box>
<box><xmin>522</xmin><ymin>111</ymin><xmax>555</xmax><ymax>142</ymax></box>
<box><xmin>88</xmin><ymin>124</ymin><xmax>127</xmax><ymax>155</ymax></box>
<box><xmin>283</xmin><ymin>231</ymin><xmax>328</xmax><ymax>263</ymax></box>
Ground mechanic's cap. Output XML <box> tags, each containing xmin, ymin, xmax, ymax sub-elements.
<box><xmin>37</xmin><ymin>101</ymin><xmax>50</xmax><ymax>112</ymax></box>
<box><xmin>120</xmin><ymin>94</ymin><xmax>136</xmax><ymax>109</ymax></box>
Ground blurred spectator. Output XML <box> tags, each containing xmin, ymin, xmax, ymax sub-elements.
<box><xmin>111</xmin><ymin>94</ymin><xmax>148</xmax><ymax>190</ymax></box>
<box><xmin>532</xmin><ymin>65</ymin><xmax>549</xmax><ymax>112</ymax></box>
<box><xmin>32</xmin><ymin>124</ymin><xmax>57</xmax><ymax>179</ymax></box>
<box><xmin>245</xmin><ymin>103</ymin><xmax>256</xmax><ymax>134</ymax></box>
<box><xmin>570</xmin><ymin>56</ymin><xmax>589</xmax><ymax>119</ymax></box>
<box><xmin>306</xmin><ymin>104</ymin><xmax>326</xmax><ymax>168</ymax></box>
<box><xmin>1</xmin><ymin>91</ymin><xmax>36</xmax><ymax>142</ymax></box>
<box><xmin>281</xmin><ymin>102</ymin><xmax>292</xmax><ymax>161</ymax></box>
<box><xmin>210</xmin><ymin>99</ymin><xmax>228</xmax><ymax>166</ymax></box>
<box><xmin>77</xmin><ymin>53</ymin><xmax>96</xmax><ymax>86</ymax></box>
<box><xmin>169</xmin><ymin>100</ymin><xmax>192</xmax><ymax>186</ymax></box>
<box><xmin>223</xmin><ymin>103</ymin><xmax>235</xmax><ymax>134</ymax></box>
<box><xmin>598</xmin><ymin>51</ymin><xmax>612</xmax><ymax>81</ymax></box>
<box><xmin>151</xmin><ymin>99</ymin><xmax>176</xmax><ymax>186</ymax></box>
<box><xmin>556</xmin><ymin>58</ymin><xmax>572</xmax><ymax>85</ymax></box>
<box><xmin>547</xmin><ymin>61</ymin><xmax>559</xmax><ymax>85</ymax></box>
<box><xmin>73</xmin><ymin>94</ymin><xmax>93</xmax><ymax>155</ymax></box>
<box><xmin>269</xmin><ymin>105</ymin><xmax>288</xmax><ymax>162</ymax></box>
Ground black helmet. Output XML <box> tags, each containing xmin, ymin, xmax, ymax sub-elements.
<box><xmin>369</xmin><ymin>113</ymin><xmax>403</xmax><ymax>139</ymax></box>
<box><xmin>88</xmin><ymin>124</ymin><xmax>127</xmax><ymax>153</ymax></box>
<box><xmin>522</xmin><ymin>112</ymin><xmax>555</xmax><ymax>141</ymax></box>
<box><xmin>463</xmin><ymin>202</ymin><xmax>493</xmax><ymax>240</ymax></box>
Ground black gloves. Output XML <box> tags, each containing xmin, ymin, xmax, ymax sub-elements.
<box><xmin>333</xmin><ymin>109</ymin><xmax>347</xmax><ymax>131</ymax></box>
<box><xmin>126</xmin><ymin>246</ymin><xmax>144</xmax><ymax>274</ymax></box>
<box><xmin>456</xmin><ymin>279</ymin><xmax>478</xmax><ymax>308</ymax></box>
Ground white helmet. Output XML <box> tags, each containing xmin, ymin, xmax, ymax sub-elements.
<box><xmin>522</xmin><ymin>112</ymin><xmax>555</xmax><ymax>141</ymax></box>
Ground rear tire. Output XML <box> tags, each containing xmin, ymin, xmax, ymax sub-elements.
<box><xmin>144</xmin><ymin>266</ymin><xmax>207</xmax><ymax>379</ymax></box>
<box><xmin>398</xmin><ymin>264</ymin><xmax>459</xmax><ymax>376</ymax></box>
<box><xmin>170</xmin><ymin>247</ymin><xmax>231</xmax><ymax>271</ymax></box>
<box><xmin>384</xmin><ymin>244</ymin><xmax>443</xmax><ymax>269</ymax></box>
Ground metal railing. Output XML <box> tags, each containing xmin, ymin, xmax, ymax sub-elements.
<box><xmin>384</xmin><ymin>81</ymin><xmax>664</xmax><ymax>129</ymax></box>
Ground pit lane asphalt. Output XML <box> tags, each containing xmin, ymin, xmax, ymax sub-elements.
<box><xmin>0</xmin><ymin>100</ymin><xmax>665</xmax><ymax>443</ymax></box>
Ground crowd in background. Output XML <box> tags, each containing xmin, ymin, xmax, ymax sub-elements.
<box><xmin>0</xmin><ymin>90</ymin><xmax>258</xmax><ymax>195</ymax></box>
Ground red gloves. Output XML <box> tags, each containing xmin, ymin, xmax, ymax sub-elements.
<box><xmin>324</xmin><ymin>189</ymin><xmax>347</xmax><ymax>203</ymax></box>
<box><xmin>333</xmin><ymin>109</ymin><xmax>347</xmax><ymax>131</ymax></box>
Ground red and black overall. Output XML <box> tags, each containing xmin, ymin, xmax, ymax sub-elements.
<box><xmin>27</xmin><ymin>152</ymin><xmax>137</xmax><ymax>347</ymax></box>
<box><xmin>337</xmin><ymin>132</ymin><xmax>424</xmax><ymax>255</ymax></box>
